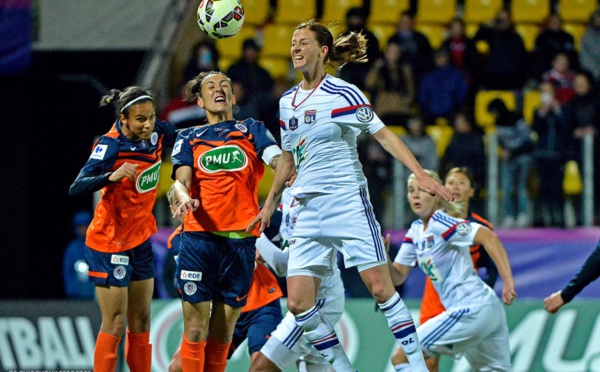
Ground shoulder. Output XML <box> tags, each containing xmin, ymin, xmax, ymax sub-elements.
<box><xmin>281</xmin><ymin>84</ymin><xmax>300</xmax><ymax>99</ymax></box>
<box><xmin>469</xmin><ymin>212</ymin><xmax>493</xmax><ymax>230</ymax></box>
<box><xmin>430</xmin><ymin>210</ymin><xmax>462</xmax><ymax>229</ymax></box>
<box><xmin>321</xmin><ymin>75</ymin><xmax>361</xmax><ymax>94</ymax></box>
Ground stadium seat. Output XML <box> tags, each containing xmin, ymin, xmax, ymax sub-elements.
<box><xmin>465</xmin><ymin>22</ymin><xmax>480</xmax><ymax>37</ymax></box>
<box><xmin>511</xmin><ymin>0</ymin><xmax>550</xmax><ymax>24</ymax></box>
<box><xmin>369</xmin><ymin>23</ymin><xmax>396</xmax><ymax>50</ymax></box>
<box><xmin>559</xmin><ymin>0</ymin><xmax>598</xmax><ymax>23</ymax></box>
<box><xmin>215</xmin><ymin>26</ymin><xmax>256</xmax><ymax>59</ymax></box>
<box><xmin>258</xmin><ymin>57</ymin><xmax>292</xmax><ymax>80</ymax></box>
<box><xmin>523</xmin><ymin>89</ymin><xmax>541</xmax><ymax>125</ymax></box>
<box><xmin>388</xmin><ymin>125</ymin><xmax>408</xmax><ymax>137</ymax></box>
<box><xmin>463</xmin><ymin>0</ymin><xmax>503</xmax><ymax>24</ymax></box>
<box><xmin>563</xmin><ymin>160</ymin><xmax>583</xmax><ymax>195</ymax></box>
<box><xmin>425</xmin><ymin>124</ymin><xmax>454</xmax><ymax>158</ymax></box>
<box><xmin>320</xmin><ymin>0</ymin><xmax>364</xmax><ymax>24</ymax></box>
<box><xmin>415</xmin><ymin>23</ymin><xmax>448</xmax><ymax>49</ymax></box>
<box><xmin>515</xmin><ymin>23</ymin><xmax>540</xmax><ymax>51</ymax></box>
<box><xmin>261</xmin><ymin>24</ymin><xmax>295</xmax><ymax>58</ymax></box>
<box><xmin>220</xmin><ymin>56</ymin><xmax>235</xmax><ymax>73</ymax></box>
<box><xmin>415</xmin><ymin>0</ymin><xmax>458</xmax><ymax>24</ymax></box>
<box><xmin>474</xmin><ymin>90</ymin><xmax>517</xmax><ymax>129</ymax></box>
<box><xmin>563</xmin><ymin>22</ymin><xmax>587</xmax><ymax>50</ymax></box>
<box><xmin>242</xmin><ymin>0</ymin><xmax>271</xmax><ymax>25</ymax></box>
<box><xmin>369</xmin><ymin>0</ymin><xmax>411</xmax><ymax>24</ymax></box>
<box><xmin>273</xmin><ymin>0</ymin><xmax>316</xmax><ymax>24</ymax></box>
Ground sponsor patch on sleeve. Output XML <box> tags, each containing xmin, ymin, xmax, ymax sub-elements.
<box><xmin>172</xmin><ymin>139</ymin><xmax>183</xmax><ymax>156</ymax></box>
<box><xmin>90</xmin><ymin>144</ymin><xmax>108</xmax><ymax>160</ymax></box>
<box><xmin>456</xmin><ymin>222</ymin><xmax>472</xmax><ymax>236</ymax></box>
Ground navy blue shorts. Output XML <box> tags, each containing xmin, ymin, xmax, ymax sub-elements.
<box><xmin>86</xmin><ymin>239</ymin><xmax>155</xmax><ymax>287</ymax></box>
<box><xmin>230</xmin><ymin>299</ymin><xmax>283</xmax><ymax>357</ymax></box>
<box><xmin>176</xmin><ymin>232</ymin><xmax>256</xmax><ymax>307</ymax></box>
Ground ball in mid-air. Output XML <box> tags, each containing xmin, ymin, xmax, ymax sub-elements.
<box><xmin>197</xmin><ymin>0</ymin><xmax>245</xmax><ymax>39</ymax></box>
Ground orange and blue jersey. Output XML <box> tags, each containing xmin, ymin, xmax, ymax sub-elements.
<box><xmin>171</xmin><ymin>118</ymin><xmax>279</xmax><ymax>236</ymax></box>
<box><xmin>70</xmin><ymin>119</ymin><xmax>176</xmax><ymax>253</ymax></box>
<box><xmin>243</xmin><ymin>263</ymin><xmax>283</xmax><ymax>313</ymax></box>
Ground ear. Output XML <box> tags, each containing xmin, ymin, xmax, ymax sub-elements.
<box><xmin>468</xmin><ymin>187</ymin><xmax>475</xmax><ymax>198</ymax></box>
<box><xmin>320</xmin><ymin>45</ymin><xmax>329</xmax><ymax>59</ymax></box>
<box><xmin>197</xmin><ymin>97</ymin><xmax>205</xmax><ymax>109</ymax></box>
<box><xmin>119</xmin><ymin>113</ymin><xmax>127</xmax><ymax>124</ymax></box>
<box><xmin>232</xmin><ymin>94</ymin><xmax>237</xmax><ymax>106</ymax></box>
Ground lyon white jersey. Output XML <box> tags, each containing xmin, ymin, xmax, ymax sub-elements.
<box><xmin>279</xmin><ymin>74</ymin><xmax>385</xmax><ymax>197</ymax></box>
<box><xmin>395</xmin><ymin>210</ymin><xmax>497</xmax><ymax>310</ymax></box>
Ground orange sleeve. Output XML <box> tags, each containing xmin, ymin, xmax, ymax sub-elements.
<box><xmin>420</xmin><ymin>277</ymin><xmax>446</xmax><ymax>325</ymax></box>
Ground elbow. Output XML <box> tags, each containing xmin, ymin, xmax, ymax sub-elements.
<box><xmin>273</xmin><ymin>265</ymin><xmax>288</xmax><ymax>277</ymax></box>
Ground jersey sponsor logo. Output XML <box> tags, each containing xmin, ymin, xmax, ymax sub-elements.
<box><xmin>110</xmin><ymin>255</ymin><xmax>129</xmax><ymax>266</ymax></box>
<box><xmin>113</xmin><ymin>266</ymin><xmax>126</xmax><ymax>280</ymax></box>
<box><xmin>172</xmin><ymin>139</ymin><xmax>183</xmax><ymax>156</ymax></box>
<box><xmin>180</xmin><ymin>270</ymin><xmax>202</xmax><ymax>281</ymax></box>
<box><xmin>235</xmin><ymin>123</ymin><xmax>248</xmax><ymax>133</ymax></box>
<box><xmin>419</xmin><ymin>256</ymin><xmax>443</xmax><ymax>282</ymax></box>
<box><xmin>236</xmin><ymin>293</ymin><xmax>248</xmax><ymax>302</ymax></box>
<box><xmin>456</xmin><ymin>222</ymin><xmax>472</xmax><ymax>236</ymax></box>
<box><xmin>151</xmin><ymin>132</ymin><xmax>158</xmax><ymax>145</ymax></box>
<box><xmin>292</xmin><ymin>135</ymin><xmax>308</xmax><ymax>171</ymax></box>
<box><xmin>136</xmin><ymin>161</ymin><xmax>161</xmax><ymax>193</ymax></box>
<box><xmin>304</xmin><ymin>110</ymin><xmax>316</xmax><ymax>125</ymax></box>
<box><xmin>184</xmin><ymin>282</ymin><xmax>197</xmax><ymax>295</ymax></box>
<box><xmin>289</xmin><ymin>117</ymin><xmax>299</xmax><ymax>131</ymax></box>
<box><xmin>90</xmin><ymin>144</ymin><xmax>108</xmax><ymax>160</ymax></box>
<box><xmin>130</xmin><ymin>146</ymin><xmax>137</xmax><ymax>151</ymax></box>
<box><xmin>356</xmin><ymin>105</ymin><xmax>374</xmax><ymax>123</ymax></box>
<box><xmin>198</xmin><ymin>145</ymin><xmax>248</xmax><ymax>173</ymax></box>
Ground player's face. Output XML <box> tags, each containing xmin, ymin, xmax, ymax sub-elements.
<box><xmin>444</xmin><ymin>172</ymin><xmax>474</xmax><ymax>204</ymax></box>
<box><xmin>198</xmin><ymin>73</ymin><xmax>236</xmax><ymax>119</ymax></box>
<box><xmin>121</xmin><ymin>101</ymin><xmax>156</xmax><ymax>141</ymax></box>
<box><xmin>407</xmin><ymin>178</ymin><xmax>438</xmax><ymax>219</ymax></box>
<box><xmin>291</xmin><ymin>28</ymin><xmax>327</xmax><ymax>72</ymax></box>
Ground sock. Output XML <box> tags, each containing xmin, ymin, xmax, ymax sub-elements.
<box><xmin>125</xmin><ymin>330</ymin><xmax>152</xmax><ymax>372</ymax></box>
<box><xmin>379</xmin><ymin>293</ymin><xmax>427</xmax><ymax>372</ymax></box>
<box><xmin>94</xmin><ymin>332</ymin><xmax>121</xmax><ymax>372</ymax></box>
<box><xmin>394</xmin><ymin>363</ymin><xmax>411</xmax><ymax>371</ymax></box>
<box><xmin>180</xmin><ymin>334</ymin><xmax>206</xmax><ymax>372</ymax></box>
<box><xmin>295</xmin><ymin>305</ymin><xmax>354</xmax><ymax>372</ymax></box>
<box><xmin>203</xmin><ymin>337</ymin><xmax>231</xmax><ymax>372</ymax></box>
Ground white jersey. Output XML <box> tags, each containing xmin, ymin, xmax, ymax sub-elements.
<box><xmin>279</xmin><ymin>74</ymin><xmax>385</xmax><ymax>197</ymax></box>
<box><xmin>395</xmin><ymin>210</ymin><xmax>497</xmax><ymax>310</ymax></box>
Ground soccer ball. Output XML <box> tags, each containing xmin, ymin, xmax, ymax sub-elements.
<box><xmin>197</xmin><ymin>0</ymin><xmax>245</xmax><ymax>39</ymax></box>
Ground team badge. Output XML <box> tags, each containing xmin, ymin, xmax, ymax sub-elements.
<box><xmin>289</xmin><ymin>117</ymin><xmax>299</xmax><ymax>131</ymax></box>
<box><xmin>151</xmin><ymin>132</ymin><xmax>158</xmax><ymax>145</ymax></box>
<box><xmin>426</xmin><ymin>235</ymin><xmax>434</xmax><ymax>248</ymax></box>
<box><xmin>235</xmin><ymin>123</ymin><xmax>248</xmax><ymax>133</ymax></box>
<box><xmin>304</xmin><ymin>110</ymin><xmax>316</xmax><ymax>125</ymax></box>
<box><xmin>356</xmin><ymin>105</ymin><xmax>374</xmax><ymax>123</ymax></box>
<box><xmin>456</xmin><ymin>222</ymin><xmax>472</xmax><ymax>236</ymax></box>
<box><xmin>113</xmin><ymin>266</ymin><xmax>126</xmax><ymax>280</ymax></box>
<box><xmin>184</xmin><ymin>282</ymin><xmax>197</xmax><ymax>296</ymax></box>
<box><xmin>90</xmin><ymin>144</ymin><xmax>108</xmax><ymax>160</ymax></box>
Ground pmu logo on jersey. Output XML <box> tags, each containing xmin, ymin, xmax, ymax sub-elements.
<box><xmin>304</xmin><ymin>110</ymin><xmax>316</xmax><ymax>125</ymax></box>
<box><xmin>110</xmin><ymin>255</ymin><xmax>129</xmax><ymax>266</ymax></box>
<box><xmin>181</xmin><ymin>270</ymin><xmax>202</xmax><ymax>281</ymax></box>
<box><xmin>199</xmin><ymin>145</ymin><xmax>248</xmax><ymax>173</ymax></box>
<box><xmin>289</xmin><ymin>117</ymin><xmax>299</xmax><ymax>131</ymax></box>
<box><xmin>136</xmin><ymin>161</ymin><xmax>161</xmax><ymax>193</ymax></box>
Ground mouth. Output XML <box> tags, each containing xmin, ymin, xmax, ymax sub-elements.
<box><xmin>214</xmin><ymin>95</ymin><xmax>226</xmax><ymax>103</ymax></box>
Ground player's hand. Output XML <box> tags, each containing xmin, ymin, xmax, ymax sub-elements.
<box><xmin>173</xmin><ymin>198</ymin><xmax>200</xmax><ymax>218</ymax></box>
<box><xmin>544</xmin><ymin>290</ymin><xmax>565</xmax><ymax>314</ymax></box>
<box><xmin>285</xmin><ymin>172</ymin><xmax>298</xmax><ymax>187</ymax></box>
<box><xmin>247</xmin><ymin>203</ymin><xmax>275</xmax><ymax>233</ymax></box>
<box><xmin>109</xmin><ymin>162</ymin><xmax>138</xmax><ymax>183</ymax></box>
<box><xmin>502</xmin><ymin>284</ymin><xmax>517</xmax><ymax>305</ymax></box>
<box><xmin>416</xmin><ymin>172</ymin><xmax>454</xmax><ymax>202</ymax></box>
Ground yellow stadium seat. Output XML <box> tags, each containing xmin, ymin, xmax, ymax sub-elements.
<box><xmin>370</xmin><ymin>0</ymin><xmax>411</xmax><ymax>24</ymax></box>
<box><xmin>563</xmin><ymin>22</ymin><xmax>587</xmax><ymax>50</ymax></box>
<box><xmin>515</xmin><ymin>23</ymin><xmax>540</xmax><ymax>51</ymax></box>
<box><xmin>415</xmin><ymin>23</ymin><xmax>448</xmax><ymax>49</ymax></box>
<box><xmin>465</xmin><ymin>22</ymin><xmax>480</xmax><ymax>37</ymax></box>
<box><xmin>242</xmin><ymin>0</ymin><xmax>271</xmax><ymax>25</ymax></box>
<box><xmin>321</xmin><ymin>0</ymin><xmax>363</xmax><ymax>24</ymax></box>
<box><xmin>259</xmin><ymin>57</ymin><xmax>292</xmax><ymax>80</ymax></box>
<box><xmin>215</xmin><ymin>26</ymin><xmax>256</xmax><ymax>59</ymax></box>
<box><xmin>425</xmin><ymin>124</ymin><xmax>454</xmax><ymax>158</ymax></box>
<box><xmin>388</xmin><ymin>125</ymin><xmax>408</xmax><ymax>137</ymax></box>
<box><xmin>220</xmin><ymin>56</ymin><xmax>235</xmax><ymax>72</ymax></box>
<box><xmin>273</xmin><ymin>0</ymin><xmax>316</xmax><ymax>24</ymax></box>
<box><xmin>511</xmin><ymin>0</ymin><xmax>550</xmax><ymax>24</ymax></box>
<box><xmin>475</xmin><ymin>90</ymin><xmax>517</xmax><ymax>129</ymax></box>
<box><xmin>157</xmin><ymin>159</ymin><xmax>173</xmax><ymax>198</ymax></box>
<box><xmin>261</xmin><ymin>24</ymin><xmax>295</xmax><ymax>58</ymax></box>
<box><xmin>523</xmin><ymin>90</ymin><xmax>541</xmax><ymax>125</ymax></box>
<box><xmin>370</xmin><ymin>23</ymin><xmax>396</xmax><ymax>50</ymax></box>
<box><xmin>559</xmin><ymin>0</ymin><xmax>598</xmax><ymax>23</ymax></box>
<box><xmin>258</xmin><ymin>165</ymin><xmax>275</xmax><ymax>200</ymax></box>
<box><xmin>563</xmin><ymin>160</ymin><xmax>583</xmax><ymax>195</ymax></box>
<box><xmin>463</xmin><ymin>0</ymin><xmax>503</xmax><ymax>24</ymax></box>
<box><xmin>416</xmin><ymin>0</ymin><xmax>458</xmax><ymax>24</ymax></box>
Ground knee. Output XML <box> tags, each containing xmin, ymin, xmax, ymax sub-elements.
<box><xmin>128</xmin><ymin>313</ymin><xmax>151</xmax><ymax>333</ymax></box>
<box><xmin>103</xmin><ymin>313</ymin><xmax>127</xmax><ymax>336</ymax></box>
<box><xmin>249</xmin><ymin>352</ymin><xmax>277</xmax><ymax>372</ymax></box>
<box><xmin>285</xmin><ymin>297</ymin><xmax>311</xmax><ymax>315</ymax></box>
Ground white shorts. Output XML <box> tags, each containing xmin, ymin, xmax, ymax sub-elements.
<box><xmin>288</xmin><ymin>188</ymin><xmax>386</xmax><ymax>277</ymax></box>
<box><xmin>418</xmin><ymin>301</ymin><xmax>511</xmax><ymax>371</ymax></box>
<box><xmin>260</xmin><ymin>296</ymin><xmax>344</xmax><ymax>370</ymax></box>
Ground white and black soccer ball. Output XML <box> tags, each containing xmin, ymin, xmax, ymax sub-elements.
<box><xmin>197</xmin><ymin>0</ymin><xmax>245</xmax><ymax>39</ymax></box>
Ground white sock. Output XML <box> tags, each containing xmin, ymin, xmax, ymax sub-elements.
<box><xmin>379</xmin><ymin>293</ymin><xmax>427</xmax><ymax>372</ymax></box>
<box><xmin>394</xmin><ymin>363</ymin><xmax>411</xmax><ymax>372</ymax></box>
<box><xmin>295</xmin><ymin>305</ymin><xmax>354</xmax><ymax>372</ymax></box>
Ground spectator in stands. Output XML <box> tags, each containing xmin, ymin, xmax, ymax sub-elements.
<box><xmin>488</xmin><ymin>98</ymin><xmax>535</xmax><ymax>228</ymax></box>
<box><xmin>183</xmin><ymin>40</ymin><xmax>220</xmax><ymax>83</ymax></box>
<box><xmin>532</xmin><ymin>82</ymin><xmax>571</xmax><ymax>227</ymax></box>
<box><xmin>472</xmin><ymin>9</ymin><xmax>528</xmax><ymax>91</ymax></box>
<box><xmin>160</xmin><ymin>82</ymin><xmax>206</xmax><ymax>129</ymax></box>
<box><xmin>401</xmin><ymin>116</ymin><xmax>439</xmax><ymax>172</ymax></box>
<box><xmin>418</xmin><ymin>48</ymin><xmax>469</xmax><ymax>125</ymax></box>
<box><xmin>541</xmin><ymin>53</ymin><xmax>576</xmax><ymax>104</ymax></box>
<box><xmin>62</xmin><ymin>210</ymin><xmax>95</xmax><ymax>300</ymax></box>
<box><xmin>440</xmin><ymin>112</ymin><xmax>486</xmax><ymax>198</ymax></box>
<box><xmin>232</xmin><ymin>81</ymin><xmax>260</xmax><ymax>123</ymax></box>
<box><xmin>338</xmin><ymin>7</ymin><xmax>381</xmax><ymax>90</ymax></box>
<box><xmin>365</xmin><ymin>40</ymin><xmax>415</xmax><ymax>128</ymax></box>
<box><xmin>580</xmin><ymin>9</ymin><xmax>600</xmax><ymax>82</ymax></box>
<box><xmin>387</xmin><ymin>11</ymin><xmax>434</xmax><ymax>87</ymax></box>
<box><xmin>531</xmin><ymin>13</ymin><xmax>578</xmax><ymax>81</ymax></box>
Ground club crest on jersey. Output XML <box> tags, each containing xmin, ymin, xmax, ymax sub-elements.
<box><xmin>356</xmin><ymin>105</ymin><xmax>374</xmax><ymax>123</ymax></box>
<box><xmin>456</xmin><ymin>222</ymin><xmax>472</xmax><ymax>236</ymax></box>
<box><xmin>304</xmin><ymin>110</ymin><xmax>316</xmax><ymax>125</ymax></box>
<box><xmin>184</xmin><ymin>282</ymin><xmax>197</xmax><ymax>295</ymax></box>
<box><xmin>136</xmin><ymin>161</ymin><xmax>161</xmax><ymax>193</ymax></box>
<box><xmin>151</xmin><ymin>132</ymin><xmax>158</xmax><ymax>145</ymax></box>
<box><xmin>199</xmin><ymin>145</ymin><xmax>248</xmax><ymax>173</ymax></box>
<box><xmin>426</xmin><ymin>235</ymin><xmax>434</xmax><ymax>248</ymax></box>
<box><xmin>113</xmin><ymin>266</ymin><xmax>127</xmax><ymax>280</ymax></box>
<box><xmin>289</xmin><ymin>117</ymin><xmax>299</xmax><ymax>131</ymax></box>
<box><xmin>90</xmin><ymin>144</ymin><xmax>108</xmax><ymax>160</ymax></box>
<box><xmin>235</xmin><ymin>123</ymin><xmax>248</xmax><ymax>133</ymax></box>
